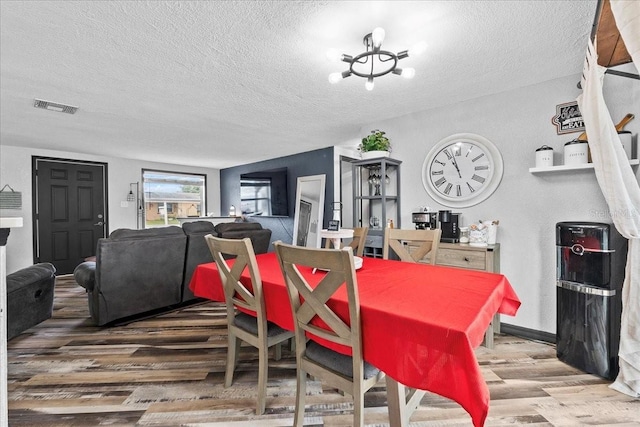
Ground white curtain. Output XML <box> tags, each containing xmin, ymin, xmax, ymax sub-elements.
<box><xmin>576</xmin><ymin>0</ymin><xmax>640</xmax><ymax>397</ymax></box>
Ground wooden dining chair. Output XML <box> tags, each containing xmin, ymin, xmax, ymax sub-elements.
<box><xmin>323</xmin><ymin>226</ymin><xmax>369</xmax><ymax>257</ymax></box>
<box><xmin>274</xmin><ymin>241</ymin><xmax>385</xmax><ymax>427</ymax></box>
<box><xmin>205</xmin><ymin>235</ymin><xmax>294</xmax><ymax>415</ymax></box>
<box><xmin>382</xmin><ymin>228</ymin><xmax>442</xmax><ymax>264</ymax></box>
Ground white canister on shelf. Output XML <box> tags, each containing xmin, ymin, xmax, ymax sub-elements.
<box><xmin>564</xmin><ymin>139</ymin><xmax>589</xmax><ymax>165</ymax></box>
<box><xmin>535</xmin><ymin>145</ymin><xmax>554</xmax><ymax>168</ymax></box>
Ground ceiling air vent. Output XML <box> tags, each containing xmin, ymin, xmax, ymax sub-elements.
<box><xmin>33</xmin><ymin>99</ymin><xmax>78</xmax><ymax>114</ymax></box>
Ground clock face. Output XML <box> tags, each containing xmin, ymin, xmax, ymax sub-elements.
<box><xmin>422</xmin><ymin>133</ymin><xmax>503</xmax><ymax>208</ymax></box>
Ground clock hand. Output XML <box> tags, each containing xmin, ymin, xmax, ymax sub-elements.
<box><xmin>450</xmin><ymin>150</ymin><xmax>462</xmax><ymax>178</ymax></box>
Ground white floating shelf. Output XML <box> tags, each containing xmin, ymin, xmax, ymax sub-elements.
<box><xmin>530</xmin><ymin>159</ymin><xmax>639</xmax><ymax>174</ymax></box>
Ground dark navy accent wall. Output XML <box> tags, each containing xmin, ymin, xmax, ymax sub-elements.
<box><xmin>220</xmin><ymin>147</ymin><xmax>335</xmax><ymax>228</ymax></box>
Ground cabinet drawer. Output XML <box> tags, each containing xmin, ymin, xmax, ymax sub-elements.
<box><xmin>436</xmin><ymin>248</ymin><xmax>487</xmax><ymax>270</ymax></box>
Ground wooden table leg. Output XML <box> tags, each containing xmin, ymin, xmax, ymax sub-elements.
<box><xmin>386</xmin><ymin>376</ymin><xmax>426</xmax><ymax>427</ymax></box>
<box><xmin>483</xmin><ymin>321</ymin><xmax>494</xmax><ymax>349</ymax></box>
<box><xmin>482</xmin><ymin>314</ymin><xmax>501</xmax><ymax>349</ymax></box>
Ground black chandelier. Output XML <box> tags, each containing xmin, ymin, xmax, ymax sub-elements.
<box><xmin>327</xmin><ymin>27</ymin><xmax>426</xmax><ymax>91</ymax></box>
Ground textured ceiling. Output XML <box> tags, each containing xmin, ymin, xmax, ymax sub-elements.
<box><xmin>0</xmin><ymin>1</ymin><xmax>597</xmax><ymax>169</ymax></box>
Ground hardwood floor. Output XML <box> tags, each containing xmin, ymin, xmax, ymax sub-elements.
<box><xmin>7</xmin><ymin>275</ymin><xmax>639</xmax><ymax>426</ymax></box>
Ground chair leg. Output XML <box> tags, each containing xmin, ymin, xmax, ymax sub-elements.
<box><xmin>225</xmin><ymin>334</ymin><xmax>241</xmax><ymax>388</ymax></box>
<box><xmin>274</xmin><ymin>342</ymin><xmax>282</xmax><ymax>361</ymax></box>
<box><xmin>256</xmin><ymin>345</ymin><xmax>268</xmax><ymax>415</ymax></box>
<box><xmin>294</xmin><ymin>369</ymin><xmax>307</xmax><ymax>427</ymax></box>
<box><xmin>353</xmin><ymin>387</ymin><xmax>364</xmax><ymax>427</ymax></box>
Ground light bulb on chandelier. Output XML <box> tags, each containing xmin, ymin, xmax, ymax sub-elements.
<box><xmin>365</xmin><ymin>77</ymin><xmax>374</xmax><ymax>91</ymax></box>
<box><xmin>327</xmin><ymin>27</ymin><xmax>426</xmax><ymax>90</ymax></box>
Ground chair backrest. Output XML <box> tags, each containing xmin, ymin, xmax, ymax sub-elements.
<box><xmin>323</xmin><ymin>227</ymin><xmax>369</xmax><ymax>257</ymax></box>
<box><xmin>274</xmin><ymin>242</ymin><xmax>363</xmax><ymax>362</ymax></box>
<box><xmin>382</xmin><ymin>228</ymin><xmax>442</xmax><ymax>264</ymax></box>
<box><xmin>348</xmin><ymin>227</ymin><xmax>369</xmax><ymax>257</ymax></box>
<box><xmin>205</xmin><ymin>235</ymin><xmax>267</xmax><ymax>327</ymax></box>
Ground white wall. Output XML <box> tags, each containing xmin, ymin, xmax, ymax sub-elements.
<box><xmin>333</xmin><ymin>145</ymin><xmax>360</xmax><ymax>228</ymax></box>
<box><xmin>354</xmin><ymin>71</ymin><xmax>639</xmax><ymax>334</ymax></box>
<box><xmin>0</xmin><ymin>145</ymin><xmax>220</xmax><ymax>274</ymax></box>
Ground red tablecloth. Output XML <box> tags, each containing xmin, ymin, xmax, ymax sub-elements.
<box><xmin>190</xmin><ymin>252</ymin><xmax>520</xmax><ymax>427</ymax></box>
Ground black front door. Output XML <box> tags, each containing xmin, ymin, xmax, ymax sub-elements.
<box><xmin>33</xmin><ymin>157</ymin><xmax>108</xmax><ymax>274</ymax></box>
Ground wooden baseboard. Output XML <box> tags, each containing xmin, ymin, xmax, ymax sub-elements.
<box><xmin>501</xmin><ymin>323</ymin><xmax>556</xmax><ymax>344</ymax></box>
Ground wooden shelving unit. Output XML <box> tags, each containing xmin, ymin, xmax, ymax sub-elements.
<box><xmin>352</xmin><ymin>157</ymin><xmax>401</xmax><ymax>258</ymax></box>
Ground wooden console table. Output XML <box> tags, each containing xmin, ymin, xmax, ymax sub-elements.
<box><xmin>436</xmin><ymin>243</ymin><xmax>501</xmax><ymax>348</ymax></box>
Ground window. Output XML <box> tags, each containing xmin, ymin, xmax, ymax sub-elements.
<box><xmin>142</xmin><ymin>169</ymin><xmax>206</xmax><ymax>227</ymax></box>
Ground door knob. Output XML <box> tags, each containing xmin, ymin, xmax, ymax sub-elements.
<box><xmin>93</xmin><ymin>221</ymin><xmax>104</xmax><ymax>226</ymax></box>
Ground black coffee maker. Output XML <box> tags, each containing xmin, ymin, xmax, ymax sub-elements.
<box><xmin>439</xmin><ymin>210</ymin><xmax>460</xmax><ymax>243</ymax></box>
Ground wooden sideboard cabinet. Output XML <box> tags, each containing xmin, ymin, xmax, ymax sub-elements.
<box><xmin>436</xmin><ymin>243</ymin><xmax>501</xmax><ymax>348</ymax></box>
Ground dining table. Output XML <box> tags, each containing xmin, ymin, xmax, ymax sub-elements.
<box><xmin>189</xmin><ymin>251</ymin><xmax>520</xmax><ymax>427</ymax></box>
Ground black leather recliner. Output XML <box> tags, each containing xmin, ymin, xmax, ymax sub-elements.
<box><xmin>7</xmin><ymin>262</ymin><xmax>56</xmax><ymax>340</ymax></box>
<box><xmin>74</xmin><ymin>226</ymin><xmax>187</xmax><ymax>326</ymax></box>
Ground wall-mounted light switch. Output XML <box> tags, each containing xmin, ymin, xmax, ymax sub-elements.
<box><xmin>121</xmin><ymin>201</ymin><xmax>129</xmax><ymax>208</ymax></box>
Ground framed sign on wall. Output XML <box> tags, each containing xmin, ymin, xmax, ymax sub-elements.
<box><xmin>552</xmin><ymin>101</ymin><xmax>585</xmax><ymax>135</ymax></box>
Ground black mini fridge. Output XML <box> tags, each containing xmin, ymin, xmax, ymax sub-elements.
<box><xmin>556</xmin><ymin>222</ymin><xmax>627</xmax><ymax>380</ymax></box>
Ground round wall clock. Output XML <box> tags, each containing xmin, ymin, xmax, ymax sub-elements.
<box><xmin>421</xmin><ymin>133</ymin><xmax>503</xmax><ymax>208</ymax></box>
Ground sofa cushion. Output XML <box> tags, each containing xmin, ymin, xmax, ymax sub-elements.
<box><xmin>182</xmin><ymin>221</ymin><xmax>216</xmax><ymax>234</ymax></box>
<box><xmin>214</xmin><ymin>222</ymin><xmax>262</xmax><ymax>234</ymax></box>
<box><xmin>214</xmin><ymin>222</ymin><xmax>272</xmax><ymax>254</ymax></box>
<box><xmin>109</xmin><ymin>226</ymin><xmax>185</xmax><ymax>240</ymax></box>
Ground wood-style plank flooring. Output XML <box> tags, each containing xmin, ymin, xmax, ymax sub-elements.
<box><xmin>7</xmin><ymin>275</ymin><xmax>640</xmax><ymax>426</ymax></box>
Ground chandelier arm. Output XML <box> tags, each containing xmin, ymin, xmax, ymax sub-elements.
<box><xmin>353</xmin><ymin>56</ymin><xmax>370</xmax><ymax>65</ymax></box>
<box><xmin>378</xmin><ymin>54</ymin><xmax>398</xmax><ymax>63</ymax></box>
<box><xmin>397</xmin><ymin>50</ymin><xmax>409</xmax><ymax>60</ymax></box>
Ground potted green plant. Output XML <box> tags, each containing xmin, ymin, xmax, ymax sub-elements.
<box><xmin>359</xmin><ymin>129</ymin><xmax>391</xmax><ymax>159</ymax></box>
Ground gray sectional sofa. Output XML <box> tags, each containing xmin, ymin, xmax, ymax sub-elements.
<box><xmin>73</xmin><ymin>221</ymin><xmax>271</xmax><ymax>325</ymax></box>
